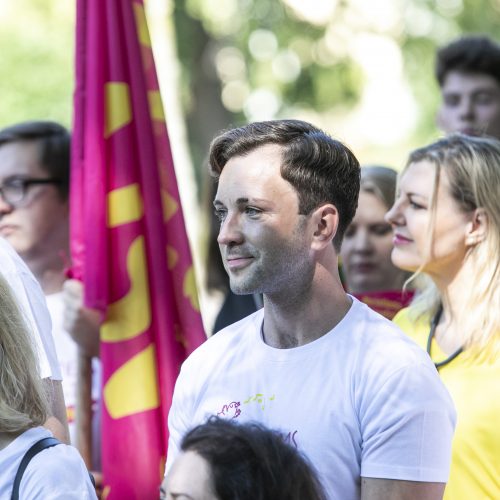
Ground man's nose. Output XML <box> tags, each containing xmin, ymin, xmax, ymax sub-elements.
<box><xmin>0</xmin><ymin>192</ymin><xmax>14</xmax><ymax>216</ymax></box>
<box><xmin>217</xmin><ymin>212</ymin><xmax>244</xmax><ymax>246</ymax></box>
<box><xmin>458</xmin><ymin>97</ymin><xmax>474</xmax><ymax>120</ymax></box>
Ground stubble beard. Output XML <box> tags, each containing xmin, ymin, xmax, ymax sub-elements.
<box><xmin>228</xmin><ymin>220</ymin><xmax>312</xmax><ymax>297</ymax></box>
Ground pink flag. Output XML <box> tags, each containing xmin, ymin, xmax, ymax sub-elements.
<box><xmin>71</xmin><ymin>1</ymin><xmax>206</xmax><ymax>497</ymax></box>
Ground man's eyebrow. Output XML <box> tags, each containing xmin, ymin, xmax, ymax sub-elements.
<box><xmin>213</xmin><ymin>197</ymin><xmax>251</xmax><ymax>207</ymax></box>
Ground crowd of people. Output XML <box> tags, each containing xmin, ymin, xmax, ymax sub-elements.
<box><xmin>0</xmin><ymin>34</ymin><xmax>499</xmax><ymax>499</ymax></box>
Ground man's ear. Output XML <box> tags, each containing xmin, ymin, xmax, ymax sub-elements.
<box><xmin>465</xmin><ymin>208</ymin><xmax>488</xmax><ymax>247</ymax></box>
<box><xmin>310</xmin><ymin>204</ymin><xmax>339</xmax><ymax>251</ymax></box>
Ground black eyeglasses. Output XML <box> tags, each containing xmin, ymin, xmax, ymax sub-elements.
<box><xmin>0</xmin><ymin>177</ymin><xmax>62</xmax><ymax>205</ymax></box>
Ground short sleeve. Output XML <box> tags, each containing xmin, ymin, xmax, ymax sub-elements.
<box><xmin>360</xmin><ymin>361</ymin><xmax>456</xmax><ymax>482</ymax></box>
<box><xmin>21</xmin><ymin>444</ymin><xmax>97</xmax><ymax>499</ymax></box>
<box><xmin>165</xmin><ymin>362</ymin><xmax>195</xmax><ymax>475</ymax></box>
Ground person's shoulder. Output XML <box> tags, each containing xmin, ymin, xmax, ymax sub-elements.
<box><xmin>347</xmin><ymin>298</ymin><xmax>433</xmax><ymax>371</ymax></box>
<box><xmin>23</xmin><ymin>441</ymin><xmax>96</xmax><ymax>498</ymax></box>
<box><xmin>349</xmin><ymin>297</ymin><xmax>412</xmax><ymax>340</ymax></box>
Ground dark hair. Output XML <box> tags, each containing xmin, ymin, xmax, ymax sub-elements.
<box><xmin>0</xmin><ymin>121</ymin><xmax>70</xmax><ymax>199</ymax></box>
<box><xmin>436</xmin><ymin>35</ymin><xmax>500</xmax><ymax>87</ymax></box>
<box><xmin>180</xmin><ymin>417</ymin><xmax>327</xmax><ymax>500</ymax></box>
<box><xmin>209</xmin><ymin>119</ymin><xmax>360</xmax><ymax>251</ymax></box>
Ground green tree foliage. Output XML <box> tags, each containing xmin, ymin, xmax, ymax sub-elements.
<box><xmin>0</xmin><ymin>0</ymin><xmax>74</xmax><ymax>128</ymax></box>
<box><xmin>174</xmin><ymin>0</ymin><xmax>500</xmax><ymax>170</ymax></box>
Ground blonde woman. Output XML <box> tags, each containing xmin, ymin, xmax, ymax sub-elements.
<box><xmin>0</xmin><ymin>274</ymin><xmax>96</xmax><ymax>498</ymax></box>
<box><xmin>386</xmin><ymin>134</ymin><xmax>500</xmax><ymax>500</ymax></box>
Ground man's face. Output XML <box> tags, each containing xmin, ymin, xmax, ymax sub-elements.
<box><xmin>214</xmin><ymin>144</ymin><xmax>314</xmax><ymax>296</ymax></box>
<box><xmin>0</xmin><ymin>141</ymin><xmax>69</xmax><ymax>261</ymax></box>
<box><xmin>437</xmin><ymin>71</ymin><xmax>500</xmax><ymax>139</ymax></box>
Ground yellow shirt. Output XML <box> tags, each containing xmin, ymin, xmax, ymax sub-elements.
<box><xmin>394</xmin><ymin>308</ymin><xmax>500</xmax><ymax>500</ymax></box>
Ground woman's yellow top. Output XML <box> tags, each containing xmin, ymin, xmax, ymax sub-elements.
<box><xmin>394</xmin><ymin>308</ymin><xmax>500</xmax><ymax>500</ymax></box>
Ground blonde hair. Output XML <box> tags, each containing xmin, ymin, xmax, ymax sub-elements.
<box><xmin>0</xmin><ymin>273</ymin><xmax>49</xmax><ymax>432</ymax></box>
<box><xmin>404</xmin><ymin>134</ymin><xmax>500</xmax><ymax>355</ymax></box>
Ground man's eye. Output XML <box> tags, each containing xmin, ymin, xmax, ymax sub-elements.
<box><xmin>474</xmin><ymin>92</ymin><xmax>494</xmax><ymax>105</ymax></box>
<box><xmin>214</xmin><ymin>209</ymin><xmax>226</xmax><ymax>222</ymax></box>
<box><xmin>4</xmin><ymin>179</ymin><xmax>25</xmax><ymax>188</ymax></box>
<box><xmin>244</xmin><ymin>207</ymin><xmax>261</xmax><ymax>217</ymax></box>
<box><xmin>444</xmin><ymin>95</ymin><xmax>460</xmax><ymax>106</ymax></box>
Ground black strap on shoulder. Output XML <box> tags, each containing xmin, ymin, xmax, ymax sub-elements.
<box><xmin>11</xmin><ymin>437</ymin><xmax>61</xmax><ymax>500</ymax></box>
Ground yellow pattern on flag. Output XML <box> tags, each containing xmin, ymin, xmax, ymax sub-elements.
<box><xmin>104</xmin><ymin>82</ymin><xmax>132</xmax><ymax>137</ymax></box>
<box><xmin>133</xmin><ymin>3</ymin><xmax>151</xmax><ymax>48</ymax></box>
<box><xmin>167</xmin><ymin>245</ymin><xmax>179</xmax><ymax>270</ymax></box>
<box><xmin>183</xmin><ymin>266</ymin><xmax>200</xmax><ymax>312</ymax></box>
<box><xmin>148</xmin><ymin>91</ymin><xmax>165</xmax><ymax>121</ymax></box>
<box><xmin>162</xmin><ymin>190</ymin><xmax>178</xmax><ymax>221</ymax></box>
<box><xmin>103</xmin><ymin>344</ymin><xmax>159</xmax><ymax>418</ymax></box>
<box><xmin>107</xmin><ymin>184</ymin><xmax>143</xmax><ymax>227</ymax></box>
<box><xmin>101</xmin><ymin>236</ymin><xmax>151</xmax><ymax>342</ymax></box>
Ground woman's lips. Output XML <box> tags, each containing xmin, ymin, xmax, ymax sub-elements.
<box><xmin>393</xmin><ymin>233</ymin><xmax>413</xmax><ymax>245</ymax></box>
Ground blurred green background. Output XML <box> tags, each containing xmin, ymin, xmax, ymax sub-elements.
<box><xmin>1</xmin><ymin>0</ymin><xmax>499</xmax><ymax>178</ymax></box>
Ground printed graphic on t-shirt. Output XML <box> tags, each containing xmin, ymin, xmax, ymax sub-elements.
<box><xmin>216</xmin><ymin>394</ymin><xmax>298</xmax><ymax>447</ymax></box>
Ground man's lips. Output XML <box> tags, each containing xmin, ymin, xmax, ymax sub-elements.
<box><xmin>459</xmin><ymin>127</ymin><xmax>482</xmax><ymax>136</ymax></box>
<box><xmin>0</xmin><ymin>224</ymin><xmax>17</xmax><ymax>236</ymax></box>
<box><xmin>393</xmin><ymin>233</ymin><xmax>413</xmax><ymax>245</ymax></box>
<box><xmin>225</xmin><ymin>255</ymin><xmax>254</xmax><ymax>270</ymax></box>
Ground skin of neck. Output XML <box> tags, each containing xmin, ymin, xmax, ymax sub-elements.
<box><xmin>262</xmin><ymin>249</ymin><xmax>351</xmax><ymax>349</ymax></box>
<box><xmin>428</xmin><ymin>258</ymin><xmax>475</xmax><ymax>354</ymax></box>
<box><xmin>22</xmin><ymin>246</ymin><xmax>69</xmax><ymax>295</ymax></box>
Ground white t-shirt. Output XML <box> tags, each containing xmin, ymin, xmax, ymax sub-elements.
<box><xmin>0</xmin><ymin>237</ymin><xmax>61</xmax><ymax>380</ymax></box>
<box><xmin>167</xmin><ymin>297</ymin><xmax>456</xmax><ymax>499</ymax></box>
<box><xmin>0</xmin><ymin>427</ymin><xmax>96</xmax><ymax>499</ymax></box>
<box><xmin>45</xmin><ymin>292</ymin><xmax>101</xmax><ymax>464</ymax></box>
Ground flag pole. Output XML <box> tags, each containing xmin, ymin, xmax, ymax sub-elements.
<box><xmin>76</xmin><ymin>351</ymin><xmax>93</xmax><ymax>468</ymax></box>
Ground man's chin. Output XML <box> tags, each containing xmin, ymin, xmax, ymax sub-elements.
<box><xmin>229</xmin><ymin>281</ymin><xmax>259</xmax><ymax>296</ymax></box>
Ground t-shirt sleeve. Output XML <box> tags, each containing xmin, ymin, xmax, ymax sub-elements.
<box><xmin>165</xmin><ymin>362</ymin><xmax>194</xmax><ymax>475</ymax></box>
<box><xmin>359</xmin><ymin>361</ymin><xmax>456</xmax><ymax>483</ymax></box>
<box><xmin>20</xmin><ymin>444</ymin><xmax>97</xmax><ymax>499</ymax></box>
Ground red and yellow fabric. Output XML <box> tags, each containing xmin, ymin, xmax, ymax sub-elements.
<box><xmin>394</xmin><ymin>308</ymin><xmax>500</xmax><ymax>500</ymax></box>
<box><xmin>354</xmin><ymin>290</ymin><xmax>414</xmax><ymax>320</ymax></box>
<box><xmin>71</xmin><ymin>1</ymin><xmax>206</xmax><ymax>497</ymax></box>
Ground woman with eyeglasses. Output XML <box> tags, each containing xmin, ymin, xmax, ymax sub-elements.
<box><xmin>386</xmin><ymin>134</ymin><xmax>500</xmax><ymax>500</ymax></box>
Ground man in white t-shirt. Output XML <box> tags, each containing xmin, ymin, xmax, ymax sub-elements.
<box><xmin>166</xmin><ymin>120</ymin><xmax>456</xmax><ymax>499</ymax></box>
<box><xmin>0</xmin><ymin>121</ymin><xmax>101</xmax><ymax>468</ymax></box>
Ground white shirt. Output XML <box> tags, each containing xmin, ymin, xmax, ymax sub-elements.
<box><xmin>167</xmin><ymin>297</ymin><xmax>456</xmax><ymax>499</ymax></box>
<box><xmin>0</xmin><ymin>427</ymin><xmax>96</xmax><ymax>499</ymax></box>
<box><xmin>0</xmin><ymin>237</ymin><xmax>61</xmax><ymax>380</ymax></box>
